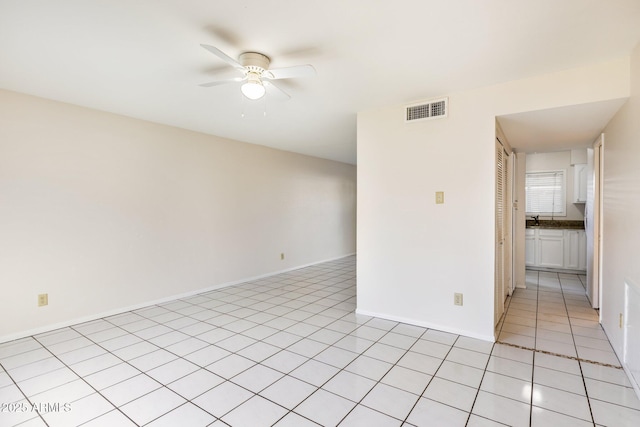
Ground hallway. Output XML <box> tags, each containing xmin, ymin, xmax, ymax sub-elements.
<box><xmin>495</xmin><ymin>270</ymin><xmax>640</xmax><ymax>425</ymax></box>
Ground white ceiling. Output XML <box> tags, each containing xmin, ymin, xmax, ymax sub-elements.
<box><xmin>497</xmin><ymin>98</ymin><xmax>629</xmax><ymax>153</ymax></box>
<box><xmin>1</xmin><ymin>0</ymin><xmax>640</xmax><ymax>164</ymax></box>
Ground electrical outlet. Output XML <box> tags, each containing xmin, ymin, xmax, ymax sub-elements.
<box><xmin>280</xmin><ymin>253</ymin><xmax>285</xmax><ymax>260</ymax></box>
<box><xmin>38</xmin><ymin>293</ymin><xmax>48</xmax><ymax>307</ymax></box>
<box><xmin>435</xmin><ymin>191</ymin><xmax>444</xmax><ymax>204</ymax></box>
<box><xmin>454</xmin><ymin>293</ymin><xmax>463</xmax><ymax>306</ymax></box>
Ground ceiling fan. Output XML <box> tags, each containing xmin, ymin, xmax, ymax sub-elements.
<box><xmin>199</xmin><ymin>44</ymin><xmax>316</xmax><ymax>100</ymax></box>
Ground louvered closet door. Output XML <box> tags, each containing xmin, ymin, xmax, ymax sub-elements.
<box><xmin>495</xmin><ymin>142</ymin><xmax>505</xmax><ymax>326</ymax></box>
<box><xmin>504</xmin><ymin>150</ymin><xmax>511</xmax><ymax>299</ymax></box>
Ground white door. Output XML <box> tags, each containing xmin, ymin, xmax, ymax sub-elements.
<box><xmin>505</xmin><ymin>153</ymin><xmax>513</xmax><ymax>297</ymax></box>
<box><xmin>495</xmin><ymin>141</ymin><xmax>509</xmax><ymax>326</ymax></box>
<box><xmin>586</xmin><ymin>134</ymin><xmax>603</xmax><ymax>308</ymax></box>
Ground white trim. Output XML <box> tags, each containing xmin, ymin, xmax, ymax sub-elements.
<box><xmin>355</xmin><ymin>308</ymin><xmax>495</xmax><ymax>343</ymax></box>
<box><xmin>0</xmin><ymin>253</ymin><xmax>356</xmax><ymax>344</ymax></box>
<box><xmin>624</xmin><ymin>278</ymin><xmax>640</xmax><ymax>400</ymax></box>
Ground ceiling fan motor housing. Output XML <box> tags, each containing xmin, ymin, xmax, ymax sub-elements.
<box><xmin>239</xmin><ymin>52</ymin><xmax>270</xmax><ymax>74</ymax></box>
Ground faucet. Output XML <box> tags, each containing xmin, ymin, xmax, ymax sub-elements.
<box><xmin>530</xmin><ymin>215</ymin><xmax>540</xmax><ymax>226</ymax></box>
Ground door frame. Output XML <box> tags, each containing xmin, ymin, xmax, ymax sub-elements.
<box><xmin>587</xmin><ymin>134</ymin><xmax>604</xmax><ymax>309</ymax></box>
<box><xmin>495</xmin><ymin>133</ymin><xmax>514</xmax><ymax>328</ymax></box>
<box><xmin>597</xmin><ymin>138</ymin><xmax>604</xmax><ymax>315</ymax></box>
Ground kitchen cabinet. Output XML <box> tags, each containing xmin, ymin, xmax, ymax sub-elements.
<box><xmin>525</xmin><ymin>229</ymin><xmax>536</xmax><ymax>266</ymax></box>
<box><xmin>538</xmin><ymin>229</ymin><xmax>565</xmax><ymax>268</ymax></box>
<box><xmin>564</xmin><ymin>229</ymin><xmax>587</xmax><ymax>270</ymax></box>
<box><xmin>573</xmin><ymin>164</ymin><xmax>588</xmax><ymax>203</ymax></box>
<box><xmin>525</xmin><ymin>228</ymin><xmax>586</xmax><ymax>271</ymax></box>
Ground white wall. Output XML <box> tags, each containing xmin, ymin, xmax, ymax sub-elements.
<box><xmin>357</xmin><ymin>57</ymin><xmax>630</xmax><ymax>341</ymax></box>
<box><xmin>525</xmin><ymin>151</ymin><xmax>585</xmax><ymax>220</ymax></box>
<box><xmin>601</xmin><ymin>43</ymin><xmax>640</xmax><ymax>359</ymax></box>
<box><xmin>0</xmin><ymin>89</ymin><xmax>356</xmax><ymax>341</ymax></box>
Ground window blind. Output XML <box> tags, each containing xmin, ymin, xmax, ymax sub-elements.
<box><xmin>525</xmin><ymin>170</ymin><xmax>565</xmax><ymax>215</ymax></box>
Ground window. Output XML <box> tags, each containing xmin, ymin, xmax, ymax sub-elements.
<box><xmin>525</xmin><ymin>170</ymin><xmax>566</xmax><ymax>216</ymax></box>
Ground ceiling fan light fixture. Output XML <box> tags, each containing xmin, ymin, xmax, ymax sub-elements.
<box><xmin>200</xmin><ymin>45</ymin><xmax>311</xmax><ymax>101</ymax></box>
<box><xmin>241</xmin><ymin>73</ymin><xmax>266</xmax><ymax>100</ymax></box>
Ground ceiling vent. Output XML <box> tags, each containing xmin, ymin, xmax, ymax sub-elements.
<box><xmin>405</xmin><ymin>97</ymin><xmax>448</xmax><ymax>122</ymax></box>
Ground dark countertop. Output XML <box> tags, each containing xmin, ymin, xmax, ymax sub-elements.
<box><xmin>526</xmin><ymin>220</ymin><xmax>585</xmax><ymax>230</ymax></box>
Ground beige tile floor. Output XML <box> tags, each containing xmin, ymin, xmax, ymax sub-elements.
<box><xmin>496</xmin><ymin>269</ymin><xmax>640</xmax><ymax>426</ymax></box>
<box><xmin>1</xmin><ymin>258</ymin><xmax>639</xmax><ymax>426</ymax></box>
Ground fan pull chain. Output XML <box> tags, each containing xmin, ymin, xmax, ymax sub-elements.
<box><xmin>263</xmin><ymin>94</ymin><xmax>267</xmax><ymax>117</ymax></box>
<box><xmin>239</xmin><ymin>92</ymin><xmax>268</xmax><ymax>118</ymax></box>
<box><xmin>240</xmin><ymin>90</ymin><xmax>245</xmax><ymax>118</ymax></box>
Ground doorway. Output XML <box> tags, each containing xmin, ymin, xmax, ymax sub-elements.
<box><xmin>495</xmin><ymin>137</ymin><xmax>513</xmax><ymax>327</ymax></box>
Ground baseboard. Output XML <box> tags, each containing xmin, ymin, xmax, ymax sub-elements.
<box><xmin>355</xmin><ymin>308</ymin><xmax>496</xmax><ymax>343</ymax></box>
<box><xmin>623</xmin><ymin>278</ymin><xmax>640</xmax><ymax>400</ymax></box>
<box><xmin>595</xmin><ymin>285</ymin><xmax>640</xmax><ymax>402</ymax></box>
<box><xmin>0</xmin><ymin>253</ymin><xmax>356</xmax><ymax>344</ymax></box>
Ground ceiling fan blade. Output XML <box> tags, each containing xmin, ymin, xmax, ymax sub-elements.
<box><xmin>263</xmin><ymin>64</ymin><xmax>316</xmax><ymax>80</ymax></box>
<box><xmin>199</xmin><ymin>76</ymin><xmax>245</xmax><ymax>87</ymax></box>
<box><xmin>264</xmin><ymin>81</ymin><xmax>291</xmax><ymax>100</ymax></box>
<box><xmin>200</xmin><ymin>44</ymin><xmax>245</xmax><ymax>71</ymax></box>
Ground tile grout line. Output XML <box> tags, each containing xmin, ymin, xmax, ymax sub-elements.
<box><xmin>225</xmin><ymin>268</ymin><xmax>471</xmax><ymax>425</ymax></box>
<box><xmin>530</xmin><ymin>269</ymin><xmax>540</xmax><ymax>427</ymax></box>
<box><xmin>0</xmin><ymin>260</ymin><xmax>354</xmax><ymax>425</ymax></box>
<box><xmin>557</xmin><ymin>272</ymin><xmax>597</xmax><ymax>425</ymax></box>
<box><xmin>461</xmin><ymin>334</ymin><xmax>494</xmax><ymax>427</ymax></box>
<box><xmin>493</xmin><ymin>284</ymin><xmax>513</xmax><ymax>347</ymax></box>
<box><xmin>3</xmin><ymin>266</ymin><xmax>353</xmax><ymax>426</ymax></box>
<box><xmin>496</xmin><ymin>270</ymin><xmax>604</xmax><ymax>426</ymax></box>
<box><xmin>494</xmin><ymin>270</ymin><xmax>624</xmax><ymax>427</ymax></box>
<box><xmin>28</xmin><ymin>334</ymin><xmax>140</xmax><ymax>427</ymax></box>
<box><xmin>184</xmin><ymin>261</ymin><xmax>361</xmax><ymax>424</ymax></box>
<box><xmin>298</xmin><ymin>317</ymin><xmax>453</xmax><ymax>425</ymax></box>
<box><xmin>199</xmin><ymin>263</ymin><xmax>361</xmax><ymax>425</ymax></box>
<box><xmin>463</xmin><ymin>284</ymin><xmax>524</xmax><ymax>427</ymax></box>
<box><xmin>260</xmin><ymin>311</ymin><xmax>388</xmax><ymax>425</ymax></box>
<box><xmin>0</xmin><ymin>359</ymin><xmax>51</xmax><ymax>427</ymax></box>
<box><xmin>140</xmin><ymin>265</ymin><xmax>361</xmax><ymax>423</ymax></box>
<box><xmin>3</xmin><ymin>259</ymin><xmax>508</xmax><ymax>427</ymax></box>
<box><xmin>4</xmin><ymin>260</ymin><xmax>628</xmax><ymax>426</ymax></box>
<box><xmin>330</xmin><ymin>325</ymin><xmax>428</xmax><ymax>426</ymax></box>
<box><xmin>489</xmin><ymin>271</ymin><xmax>605</xmax><ymax>426</ymax></box>
<box><xmin>398</xmin><ymin>334</ymin><xmax>464</xmax><ymax>426</ymax></box>
<box><xmin>492</xmin><ymin>340</ymin><xmax>623</xmax><ymax>370</ymax></box>
<box><xmin>146</xmin><ymin>266</ymin><xmax>363</xmax><ymax>424</ymax></box>
<box><xmin>110</xmin><ymin>262</ymin><xmax>379</xmax><ymax>425</ymax></box>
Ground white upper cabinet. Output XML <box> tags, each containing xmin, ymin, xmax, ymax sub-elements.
<box><xmin>573</xmin><ymin>163</ymin><xmax>588</xmax><ymax>203</ymax></box>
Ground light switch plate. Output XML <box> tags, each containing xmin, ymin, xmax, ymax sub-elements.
<box><xmin>435</xmin><ymin>191</ymin><xmax>444</xmax><ymax>204</ymax></box>
<box><xmin>454</xmin><ymin>293</ymin><xmax>463</xmax><ymax>306</ymax></box>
